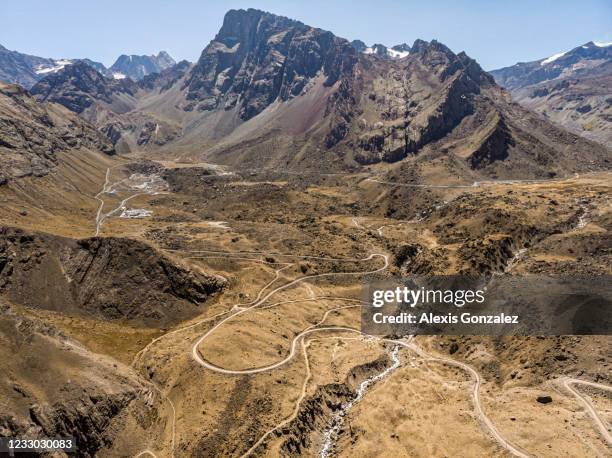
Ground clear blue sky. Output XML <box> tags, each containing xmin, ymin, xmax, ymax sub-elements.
<box><xmin>1</xmin><ymin>0</ymin><xmax>610</xmax><ymax>70</ymax></box>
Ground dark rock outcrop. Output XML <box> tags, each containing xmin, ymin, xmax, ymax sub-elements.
<box><xmin>0</xmin><ymin>227</ymin><xmax>226</xmax><ymax>325</ymax></box>
<box><xmin>392</xmin><ymin>43</ymin><xmax>411</xmax><ymax>53</ymax></box>
<box><xmin>139</xmin><ymin>60</ymin><xmax>192</xmax><ymax>92</ymax></box>
<box><xmin>467</xmin><ymin>115</ymin><xmax>513</xmax><ymax>169</ymax></box>
<box><xmin>350</xmin><ymin>40</ymin><xmax>368</xmax><ymax>53</ymax></box>
<box><xmin>0</xmin><ymin>301</ymin><xmax>147</xmax><ymax>457</ymax></box>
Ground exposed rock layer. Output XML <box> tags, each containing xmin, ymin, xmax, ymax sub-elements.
<box><xmin>0</xmin><ymin>82</ymin><xmax>113</xmax><ymax>183</ymax></box>
<box><xmin>0</xmin><ymin>227</ymin><xmax>225</xmax><ymax>325</ymax></box>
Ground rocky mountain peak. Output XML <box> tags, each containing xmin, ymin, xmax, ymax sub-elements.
<box><xmin>156</xmin><ymin>51</ymin><xmax>175</xmax><ymax>66</ymax></box>
<box><xmin>350</xmin><ymin>40</ymin><xmax>368</xmax><ymax>53</ymax></box>
<box><xmin>392</xmin><ymin>43</ymin><xmax>411</xmax><ymax>52</ymax></box>
<box><xmin>0</xmin><ymin>44</ymin><xmax>113</xmax><ymax>88</ymax></box>
<box><xmin>370</xmin><ymin>43</ymin><xmax>390</xmax><ymax>56</ymax></box>
<box><xmin>30</xmin><ymin>62</ymin><xmax>137</xmax><ymax>113</ymax></box>
<box><xmin>183</xmin><ymin>8</ymin><xmax>356</xmax><ymax>120</ymax></box>
<box><xmin>215</xmin><ymin>8</ymin><xmax>306</xmax><ymax>44</ymax></box>
<box><xmin>538</xmin><ymin>41</ymin><xmax>612</xmax><ymax>69</ymax></box>
<box><xmin>491</xmin><ymin>41</ymin><xmax>612</xmax><ymax>90</ymax></box>
<box><xmin>409</xmin><ymin>39</ymin><xmax>431</xmax><ymax>54</ymax></box>
<box><xmin>395</xmin><ymin>39</ymin><xmax>492</xmax><ymax>86</ymax></box>
<box><xmin>409</xmin><ymin>39</ymin><xmax>452</xmax><ymax>56</ymax></box>
<box><xmin>109</xmin><ymin>51</ymin><xmax>176</xmax><ymax>81</ymax></box>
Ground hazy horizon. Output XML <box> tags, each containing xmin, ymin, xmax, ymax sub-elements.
<box><xmin>1</xmin><ymin>0</ymin><xmax>610</xmax><ymax>70</ymax></box>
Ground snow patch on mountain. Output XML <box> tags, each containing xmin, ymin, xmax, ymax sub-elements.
<box><xmin>35</xmin><ymin>59</ymin><xmax>73</xmax><ymax>74</ymax></box>
<box><xmin>387</xmin><ymin>48</ymin><xmax>409</xmax><ymax>58</ymax></box>
<box><xmin>541</xmin><ymin>51</ymin><xmax>567</xmax><ymax>65</ymax></box>
<box><xmin>361</xmin><ymin>44</ymin><xmax>409</xmax><ymax>59</ymax></box>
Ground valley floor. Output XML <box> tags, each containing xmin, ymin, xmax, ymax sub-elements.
<box><xmin>0</xmin><ymin>154</ymin><xmax>610</xmax><ymax>457</ymax></box>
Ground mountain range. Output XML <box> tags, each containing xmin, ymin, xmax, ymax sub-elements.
<box><xmin>0</xmin><ymin>45</ymin><xmax>176</xmax><ymax>88</ymax></box>
<box><xmin>0</xmin><ymin>8</ymin><xmax>611</xmax><ymax>458</ymax></box>
<box><xmin>491</xmin><ymin>41</ymin><xmax>612</xmax><ymax>146</ymax></box>
<box><xmin>2</xmin><ymin>8</ymin><xmax>611</xmax><ymax>184</ymax></box>
<box><xmin>108</xmin><ymin>51</ymin><xmax>176</xmax><ymax>80</ymax></box>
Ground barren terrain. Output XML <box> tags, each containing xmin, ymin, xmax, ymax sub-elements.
<box><xmin>1</xmin><ymin>8</ymin><xmax>611</xmax><ymax>457</ymax></box>
<box><xmin>1</xmin><ymin>151</ymin><xmax>610</xmax><ymax>457</ymax></box>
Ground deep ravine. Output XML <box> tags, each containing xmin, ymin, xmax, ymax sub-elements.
<box><xmin>320</xmin><ymin>346</ymin><xmax>401</xmax><ymax>457</ymax></box>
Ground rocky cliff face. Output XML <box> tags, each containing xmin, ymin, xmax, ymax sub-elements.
<box><xmin>109</xmin><ymin>51</ymin><xmax>176</xmax><ymax>80</ymax></box>
<box><xmin>182</xmin><ymin>8</ymin><xmax>357</xmax><ymax>120</ymax></box>
<box><xmin>139</xmin><ymin>59</ymin><xmax>192</xmax><ymax>91</ymax></box>
<box><xmin>326</xmin><ymin>40</ymin><xmax>494</xmax><ymax>163</ymax></box>
<box><xmin>0</xmin><ymin>82</ymin><xmax>113</xmax><ymax>183</ymax></box>
<box><xmin>173</xmin><ymin>11</ymin><xmax>610</xmax><ymax>176</ymax></box>
<box><xmin>320</xmin><ymin>38</ymin><xmax>610</xmax><ymax>176</ymax></box>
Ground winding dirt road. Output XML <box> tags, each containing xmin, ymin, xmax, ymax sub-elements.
<box><xmin>121</xmin><ymin>166</ymin><xmax>607</xmax><ymax>458</ymax></box>
<box><xmin>560</xmin><ymin>378</ymin><xmax>612</xmax><ymax>445</ymax></box>
<box><xmin>191</xmin><ymin>253</ymin><xmax>388</xmax><ymax>374</ymax></box>
<box><xmin>401</xmin><ymin>340</ymin><xmax>532</xmax><ymax>458</ymax></box>
<box><xmin>133</xmin><ymin>242</ymin><xmax>612</xmax><ymax>458</ymax></box>
<box><xmin>94</xmin><ymin>167</ymin><xmax>114</xmax><ymax>236</ymax></box>
<box><xmin>156</xmin><ymin>246</ymin><xmax>610</xmax><ymax>458</ymax></box>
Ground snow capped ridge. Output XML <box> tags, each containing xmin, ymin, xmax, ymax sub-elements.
<box><xmin>388</xmin><ymin>47</ymin><xmax>410</xmax><ymax>58</ymax></box>
<box><xmin>541</xmin><ymin>51</ymin><xmax>567</xmax><ymax>66</ymax></box>
<box><xmin>356</xmin><ymin>43</ymin><xmax>409</xmax><ymax>59</ymax></box>
<box><xmin>540</xmin><ymin>40</ymin><xmax>612</xmax><ymax>66</ymax></box>
<box><xmin>33</xmin><ymin>58</ymin><xmax>112</xmax><ymax>78</ymax></box>
<box><xmin>34</xmin><ymin>59</ymin><xmax>74</xmax><ymax>75</ymax></box>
